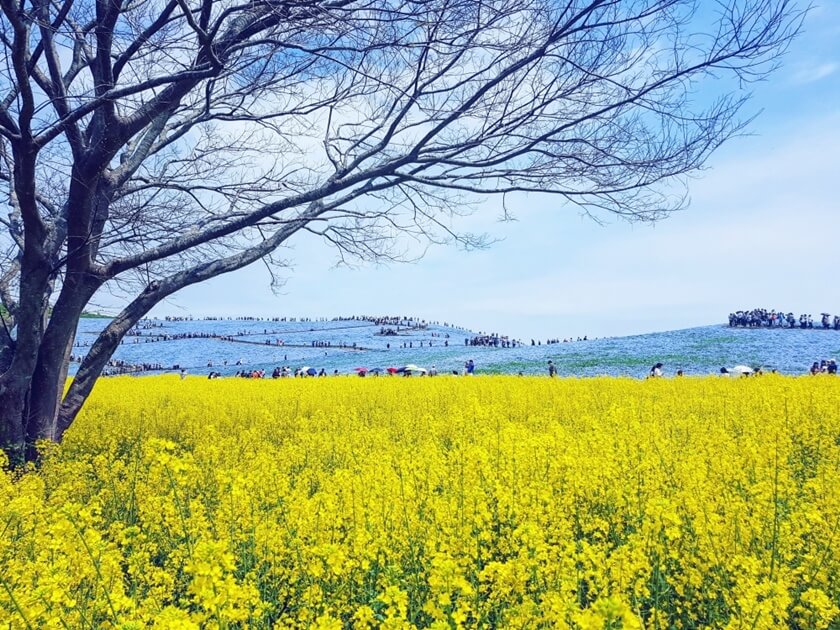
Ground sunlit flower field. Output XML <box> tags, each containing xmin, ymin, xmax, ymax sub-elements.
<box><xmin>1</xmin><ymin>376</ymin><xmax>839</xmax><ymax>628</ymax></box>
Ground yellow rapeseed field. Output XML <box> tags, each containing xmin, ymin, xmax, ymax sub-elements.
<box><xmin>1</xmin><ymin>375</ymin><xmax>839</xmax><ymax>629</ymax></box>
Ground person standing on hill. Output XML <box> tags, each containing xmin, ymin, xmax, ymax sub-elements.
<box><xmin>548</xmin><ymin>360</ymin><xmax>557</xmax><ymax>377</ymax></box>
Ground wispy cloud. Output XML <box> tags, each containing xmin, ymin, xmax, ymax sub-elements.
<box><xmin>791</xmin><ymin>61</ymin><xmax>839</xmax><ymax>84</ymax></box>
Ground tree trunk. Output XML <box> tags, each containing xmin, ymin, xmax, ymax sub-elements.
<box><xmin>0</xmin><ymin>383</ymin><xmax>27</xmax><ymax>465</ymax></box>
<box><xmin>0</xmin><ymin>330</ymin><xmax>14</xmax><ymax>374</ymax></box>
<box><xmin>56</xmin><ymin>292</ymin><xmax>155</xmax><ymax>440</ymax></box>
<box><xmin>0</xmin><ymin>259</ymin><xmax>52</xmax><ymax>464</ymax></box>
<box><xmin>26</xmin><ymin>276</ymin><xmax>102</xmax><ymax>445</ymax></box>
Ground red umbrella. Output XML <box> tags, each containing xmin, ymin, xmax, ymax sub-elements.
<box><xmin>386</xmin><ymin>367</ymin><xmax>399</xmax><ymax>374</ymax></box>
<box><xmin>354</xmin><ymin>367</ymin><xmax>369</xmax><ymax>372</ymax></box>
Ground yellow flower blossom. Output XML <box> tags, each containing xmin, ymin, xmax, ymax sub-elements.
<box><xmin>0</xmin><ymin>375</ymin><xmax>837</xmax><ymax>627</ymax></box>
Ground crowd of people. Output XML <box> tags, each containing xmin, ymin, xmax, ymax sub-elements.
<box><xmin>462</xmin><ymin>334</ymin><xmax>593</xmax><ymax>348</ymax></box>
<box><xmin>542</xmin><ymin>336</ymin><xmax>589</xmax><ymax>344</ymax></box>
<box><xmin>72</xmin><ymin>353</ymin><xmax>171</xmax><ymax>375</ymax></box>
<box><xmin>207</xmin><ymin>358</ymin><xmax>840</xmax><ymax>380</ymax></box>
<box><xmin>134</xmin><ymin>320</ymin><xmax>164</xmax><ymax>329</ymax></box>
<box><xmin>103</xmin><ymin>354</ymin><xmax>839</xmax><ymax>379</ymax></box>
<box><xmin>101</xmin><ymin>359</ymin><xmax>171</xmax><ymax>376</ymax></box>
<box><xmin>376</xmin><ymin>325</ymin><xmax>446</xmax><ymax>337</ymax></box>
<box><xmin>728</xmin><ymin>309</ymin><xmax>840</xmax><ymax>329</ymax></box>
<box><xmin>644</xmin><ymin>361</ymin><xmax>839</xmax><ymax>378</ymax></box>
<box><xmin>230</xmin><ymin>367</ymin><xmax>336</xmax><ymax>378</ymax></box>
<box><xmin>126</xmin><ymin>328</ymin><xmax>285</xmax><ymax>342</ymax></box>
<box><xmin>466</xmin><ymin>334</ymin><xmax>518</xmax><ymax>347</ymax></box>
<box><xmin>810</xmin><ymin>359</ymin><xmax>838</xmax><ymax>375</ymax></box>
<box><xmin>310</xmin><ymin>340</ymin><xmax>358</xmax><ymax>349</ymax></box>
<box><xmin>123</xmin><ymin>315</ymin><xmax>599</xmax><ymax>352</ymax></box>
<box><xmin>214</xmin><ymin>360</ymin><xmax>478</xmax><ymax>379</ymax></box>
<box><xmin>386</xmin><ymin>339</ymin><xmax>446</xmax><ymax>349</ymax></box>
<box><xmin>157</xmin><ymin>313</ymin><xmax>468</xmax><ymax>329</ymax></box>
<box><xmin>122</xmin><ymin>325</ymin><xmax>591</xmax><ymax>353</ymax></box>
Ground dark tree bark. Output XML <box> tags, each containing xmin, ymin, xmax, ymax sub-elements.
<box><xmin>0</xmin><ymin>267</ymin><xmax>50</xmax><ymax>462</ymax></box>
<box><xmin>26</xmin><ymin>273</ymin><xmax>102</xmax><ymax>445</ymax></box>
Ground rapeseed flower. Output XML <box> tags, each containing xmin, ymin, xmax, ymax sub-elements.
<box><xmin>0</xmin><ymin>375</ymin><xmax>837</xmax><ymax>628</ymax></box>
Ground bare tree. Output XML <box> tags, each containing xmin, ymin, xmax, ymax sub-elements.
<box><xmin>0</xmin><ymin>0</ymin><xmax>802</xmax><ymax>462</ymax></box>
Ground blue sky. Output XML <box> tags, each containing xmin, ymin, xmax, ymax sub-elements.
<box><xmin>148</xmin><ymin>2</ymin><xmax>840</xmax><ymax>340</ymax></box>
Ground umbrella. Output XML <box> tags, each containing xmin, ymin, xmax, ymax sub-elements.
<box><xmin>306</xmin><ymin>367</ymin><xmax>318</xmax><ymax>376</ymax></box>
<box><xmin>368</xmin><ymin>367</ymin><xmax>383</xmax><ymax>374</ymax></box>
<box><xmin>401</xmin><ymin>364</ymin><xmax>427</xmax><ymax>374</ymax></box>
<box><xmin>386</xmin><ymin>367</ymin><xmax>399</xmax><ymax>374</ymax></box>
<box><xmin>721</xmin><ymin>365</ymin><xmax>753</xmax><ymax>377</ymax></box>
<box><xmin>354</xmin><ymin>367</ymin><xmax>369</xmax><ymax>372</ymax></box>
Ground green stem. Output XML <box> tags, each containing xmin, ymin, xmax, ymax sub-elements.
<box><xmin>0</xmin><ymin>571</ymin><xmax>35</xmax><ymax>630</ymax></box>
